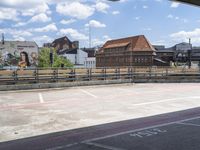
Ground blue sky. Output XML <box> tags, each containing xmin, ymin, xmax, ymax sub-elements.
<box><xmin>0</xmin><ymin>0</ymin><xmax>200</xmax><ymax>47</ymax></box>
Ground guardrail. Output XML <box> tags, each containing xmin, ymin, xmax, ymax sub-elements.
<box><xmin>0</xmin><ymin>67</ymin><xmax>200</xmax><ymax>85</ymax></box>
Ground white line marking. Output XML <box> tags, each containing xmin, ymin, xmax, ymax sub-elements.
<box><xmin>131</xmin><ymin>96</ymin><xmax>200</xmax><ymax>107</ymax></box>
<box><xmin>83</xmin><ymin>116</ymin><xmax>200</xmax><ymax>143</ymax></box>
<box><xmin>86</xmin><ymin>142</ymin><xmax>125</xmax><ymax>150</ymax></box>
<box><xmin>176</xmin><ymin>122</ymin><xmax>200</xmax><ymax>127</ymax></box>
<box><xmin>38</xmin><ymin>93</ymin><xmax>44</xmax><ymax>103</ymax></box>
<box><xmin>45</xmin><ymin>143</ymin><xmax>78</xmax><ymax>150</ymax></box>
<box><xmin>48</xmin><ymin>116</ymin><xmax>200</xmax><ymax>150</ymax></box>
<box><xmin>79</xmin><ymin>89</ymin><xmax>98</xmax><ymax>98</ymax></box>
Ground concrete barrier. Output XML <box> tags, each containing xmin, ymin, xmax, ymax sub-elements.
<box><xmin>0</xmin><ymin>78</ymin><xmax>200</xmax><ymax>91</ymax></box>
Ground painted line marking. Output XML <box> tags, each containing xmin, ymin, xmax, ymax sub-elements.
<box><xmin>45</xmin><ymin>143</ymin><xmax>78</xmax><ymax>150</ymax></box>
<box><xmin>86</xmin><ymin>142</ymin><xmax>125</xmax><ymax>150</ymax></box>
<box><xmin>131</xmin><ymin>96</ymin><xmax>200</xmax><ymax>107</ymax></box>
<box><xmin>45</xmin><ymin>116</ymin><xmax>200</xmax><ymax>150</ymax></box>
<box><xmin>79</xmin><ymin>89</ymin><xmax>98</xmax><ymax>98</ymax></box>
<box><xmin>83</xmin><ymin>116</ymin><xmax>200</xmax><ymax>143</ymax></box>
<box><xmin>38</xmin><ymin>93</ymin><xmax>44</xmax><ymax>103</ymax></box>
<box><xmin>176</xmin><ymin>122</ymin><xmax>200</xmax><ymax>127</ymax></box>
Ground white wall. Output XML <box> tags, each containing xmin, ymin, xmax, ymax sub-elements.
<box><xmin>62</xmin><ymin>49</ymin><xmax>88</xmax><ymax>65</ymax></box>
<box><xmin>62</xmin><ymin>54</ymin><xmax>76</xmax><ymax>64</ymax></box>
<box><xmin>84</xmin><ymin>57</ymin><xmax>96</xmax><ymax>68</ymax></box>
<box><xmin>77</xmin><ymin>49</ymin><xmax>88</xmax><ymax>65</ymax></box>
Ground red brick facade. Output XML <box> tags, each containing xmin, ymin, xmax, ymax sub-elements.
<box><xmin>96</xmin><ymin>35</ymin><xmax>156</xmax><ymax>67</ymax></box>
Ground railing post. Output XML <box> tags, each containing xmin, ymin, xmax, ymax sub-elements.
<box><xmin>34</xmin><ymin>68</ymin><xmax>39</xmax><ymax>83</ymax></box>
<box><xmin>128</xmin><ymin>67</ymin><xmax>130</xmax><ymax>80</ymax></box>
<box><xmin>104</xmin><ymin>67</ymin><xmax>107</xmax><ymax>80</ymax></box>
<box><xmin>52</xmin><ymin>68</ymin><xmax>57</xmax><ymax>82</ymax></box>
<box><xmin>149</xmin><ymin>67</ymin><xmax>152</xmax><ymax>80</ymax></box>
<box><xmin>12</xmin><ymin>70</ymin><xmax>18</xmax><ymax>84</ymax></box>
<box><xmin>90</xmin><ymin>68</ymin><xmax>92</xmax><ymax>80</ymax></box>
<box><xmin>118</xmin><ymin>67</ymin><xmax>121</xmax><ymax>79</ymax></box>
<box><xmin>74</xmin><ymin>68</ymin><xmax>76</xmax><ymax>81</ymax></box>
<box><xmin>87</xmin><ymin>68</ymin><xmax>90</xmax><ymax>81</ymax></box>
<box><xmin>166</xmin><ymin>68</ymin><xmax>168</xmax><ymax>80</ymax></box>
<box><xmin>115</xmin><ymin>68</ymin><xmax>118</xmax><ymax>80</ymax></box>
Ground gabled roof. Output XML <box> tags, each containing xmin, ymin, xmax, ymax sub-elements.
<box><xmin>104</xmin><ymin>42</ymin><xmax>130</xmax><ymax>49</ymax></box>
<box><xmin>52</xmin><ymin>36</ymin><xmax>72</xmax><ymax>44</ymax></box>
<box><xmin>100</xmin><ymin>35</ymin><xmax>155</xmax><ymax>53</ymax></box>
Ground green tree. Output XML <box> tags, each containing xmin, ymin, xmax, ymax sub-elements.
<box><xmin>38</xmin><ymin>47</ymin><xmax>73</xmax><ymax>68</ymax></box>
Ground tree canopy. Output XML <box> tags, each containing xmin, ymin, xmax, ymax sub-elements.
<box><xmin>38</xmin><ymin>47</ymin><xmax>73</xmax><ymax>68</ymax></box>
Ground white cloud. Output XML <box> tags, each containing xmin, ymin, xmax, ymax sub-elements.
<box><xmin>13</xmin><ymin>36</ymin><xmax>25</xmax><ymax>41</ymax></box>
<box><xmin>167</xmin><ymin>14</ymin><xmax>188</xmax><ymax>23</ymax></box>
<box><xmin>1</xmin><ymin>28</ymin><xmax>32</xmax><ymax>37</ymax></box>
<box><xmin>170</xmin><ymin>28</ymin><xmax>200</xmax><ymax>44</ymax></box>
<box><xmin>0</xmin><ymin>7</ymin><xmax>19</xmax><ymax>21</ymax></box>
<box><xmin>85</xmin><ymin>20</ymin><xmax>106</xmax><ymax>28</ymax></box>
<box><xmin>13</xmin><ymin>22</ymin><xmax>27</xmax><ymax>27</ymax></box>
<box><xmin>135</xmin><ymin>16</ymin><xmax>140</xmax><ymax>20</ymax></box>
<box><xmin>21</xmin><ymin>2</ymin><xmax>51</xmax><ymax>16</ymax></box>
<box><xmin>103</xmin><ymin>35</ymin><xmax>111</xmax><ymax>41</ymax></box>
<box><xmin>91</xmin><ymin>35</ymin><xmax>111</xmax><ymax>47</ymax></box>
<box><xmin>119</xmin><ymin>0</ymin><xmax>129</xmax><ymax>3</ymax></box>
<box><xmin>142</xmin><ymin>28</ymin><xmax>152</xmax><ymax>31</ymax></box>
<box><xmin>33</xmin><ymin>23</ymin><xmax>58</xmax><ymax>32</ymax></box>
<box><xmin>33</xmin><ymin>35</ymin><xmax>53</xmax><ymax>46</ymax></box>
<box><xmin>171</xmin><ymin>2</ymin><xmax>180</xmax><ymax>8</ymax></box>
<box><xmin>0</xmin><ymin>28</ymin><xmax>32</xmax><ymax>41</ymax></box>
<box><xmin>95</xmin><ymin>2</ymin><xmax>110</xmax><ymax>13</ymax></box>
<box><xmin>13</xmin><ymin>13</ymin><xmax>51</xmax><ymax>27</ymax></box>
<box><xmin>143</xmin><ymin>5</ymin><xmax>148</xmax><ymax>9</ymax></box>
<box><xmin>153</xmin><ymin>40</ymin><xmax>165</xmax><ymax>45</ymax></box>
<box><xmin>59</xmin><ymin>28</ymin><xmax>88</xmax><ymax>40</ymax></box>
<box><xmin>167</xmin><ymin>14</ymin><xmax>173</xmax><ymax>19</ymax></box>
<box><xmin>56</xmin><ymin>2</ymin><xmax>95</xmax><ymax>20</ymax></box>
<box><xmin>0</xmin><ymin>0</ymin><xmax>47</xmax><ymax>9</ymax></box>
<box><xmin>60</xmin><ymin>19</ymin><xmax>76</xmax><ymax>25</ymax></box>
<box><xmin>29</xmin><ymin>13</ymin><xmax>51</xmax><ymax>23</ymax></box>
<box><xmin>112</xmin><ymin>11</ymin><xmax>120</xmax><ymax>15</ymax></box>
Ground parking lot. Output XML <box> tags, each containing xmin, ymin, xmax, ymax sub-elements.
<box><xmin>0</xmin><ymin>83</ymin><xmax>200</xmax><ymax>149</ymax></box>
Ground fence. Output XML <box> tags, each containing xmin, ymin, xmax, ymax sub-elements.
<box><xmin>0</xmin><ymin>67</ymin><xmax>200</xmax><ymax>85</ymax></box>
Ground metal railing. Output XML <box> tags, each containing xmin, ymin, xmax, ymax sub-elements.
<box><xmin>0</xmin><ymin>67</ymin><xmax>200</xmax><ymax>85</ymax></box>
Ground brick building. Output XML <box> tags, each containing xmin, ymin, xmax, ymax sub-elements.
<box><xmin>51</xmin><ymin>36</ymin><xmax>79</xmax><ymax>54</ymax></box>
<box><xmin>96</xmin><ymin>35</ymin><xmax>156</xmax><ymax>67</ymax></box>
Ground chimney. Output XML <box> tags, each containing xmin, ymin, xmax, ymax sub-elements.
<box><xmin>73</xmin><ymin>41</ymin><xmax>79</xmax><ymax>49</ymax></box>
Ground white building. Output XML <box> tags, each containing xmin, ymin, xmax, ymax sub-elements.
<box><xmin>84</xmin><ymin>57</ymin><xmax>96</xmax><ymax>68</ymax></box>
<box><xmin>61</xmin><ymin>49</ymin><xmax>88</xmax><ymax>67</ymax></box>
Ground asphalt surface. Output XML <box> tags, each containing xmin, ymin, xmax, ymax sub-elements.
<box><xmin>0</xmin><ymin>107</ymin><xmax>200</xmax><ymax>150</ymax></box>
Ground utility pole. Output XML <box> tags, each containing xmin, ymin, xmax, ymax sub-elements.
<box><xmin>89</xmin><ymin>24</ymin><xmax>91</xmax><ymax>48</ymax></box>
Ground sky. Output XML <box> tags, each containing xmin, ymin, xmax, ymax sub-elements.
<box><xmin>0</xmin><ymin>0</ymin><xmax>200</xmax><ymax>48</ymax></box>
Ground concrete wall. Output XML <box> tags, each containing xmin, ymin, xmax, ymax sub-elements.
<box><xmin>1</xmin><ymin>78</ymin><xmax>200</xmax><ymax>91</ymax></box>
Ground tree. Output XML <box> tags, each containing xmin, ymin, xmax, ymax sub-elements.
<box><xmin>38</xmin><ymin>47</ymin><xmax>73</xmax><ymax>68</ymax></box>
